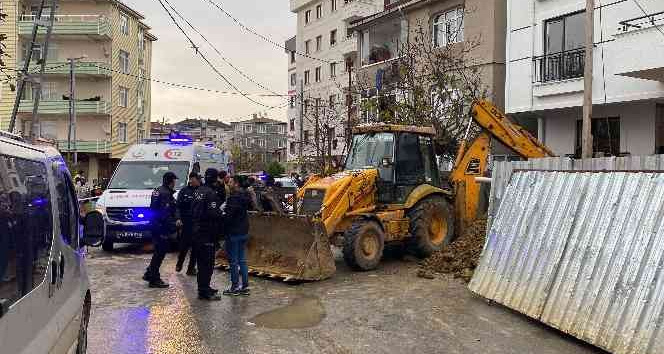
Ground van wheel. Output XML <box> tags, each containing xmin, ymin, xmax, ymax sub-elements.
<box><xmin>102</xmin><ymin>239</ymin><xmax>113</xmax><ymax>252</ymax></box>
<box><xmin>76</xmin><ymin>294</ymin><xmax>91</xmax><ymax>354</ymax></box>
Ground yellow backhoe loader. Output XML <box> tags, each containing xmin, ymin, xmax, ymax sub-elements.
<box><xmin>219</xmin><ymin>100</ymin><xmax>554</xmax><ymax>281</ymax></box>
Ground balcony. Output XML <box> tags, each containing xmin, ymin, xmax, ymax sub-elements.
<box><xmin>18</xmin><ymin>61</ymin><xmax>111</xmax><ymax>77</ymax></box>
<box><xmin>18</xmin><ymin>100</ymin><xmax>111</xmax><ymax>115</ymax></box>
<box><xmin>18</xmin><ymin>15</ymin><xmax>111</xmax><ymax>39</ymax></box>
<box><xmin>57</xmin><ymin>140</ymin><xmax>110</xmax><ymax>154</ymax></box>
<box><xmin>614</xmin><ymin>11</ymin><xmax>664</xmax><ymax>81</ymax></box>
<box><xmin>533</xmin><ymin>49</ymin><xmax>585</xmax><ymax>83</ymax></box>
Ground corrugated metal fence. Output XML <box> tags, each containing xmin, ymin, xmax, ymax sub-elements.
<box><xmin>470</xmin><ymin>155</ymin><xmax>664</xmax><ymax>354</ymax></box>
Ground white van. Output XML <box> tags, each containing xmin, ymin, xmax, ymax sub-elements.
<box><xmin>95</xmin><ymin>139</ymin><xmax>230</xmax><ymax>251</ymax></box>
<box><xmin>0</xmin><ymin>132</ymin><xmax>104</xmax><ymax>354</ymax></box>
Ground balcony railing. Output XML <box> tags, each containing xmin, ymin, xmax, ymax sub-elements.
<box><xmin>619</xmin><ymin>10</ymin><xmax>664</xmax><ymax>32</ymax></box>
<box><xmin>18</xmin><ymin>61</ymin><xmax>111</xmax><ymax>77</ymax></box>
<box><xmin>18</xmin><ymin>100</ymin><xmax>111</xmax><ymax>115</ymax></box>
<box><xmin>57</xmin><ymin>140</ymin><xmax>111</xmax><ymax>154</ymax></box>
<box><xmin>533</xmin><ymin>48</ymin><xmax>585</xmax><ymax>83</ymax></box>
<box><xmin>18</xmin><ymin>14</ymin><xmax>111</xmax><ymax>37</ymax></box>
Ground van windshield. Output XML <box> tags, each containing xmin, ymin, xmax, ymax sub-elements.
<box><xmin>108</xmin><ymin>161</ymin><xmax>190</xmax><ymax>190</ymax></box>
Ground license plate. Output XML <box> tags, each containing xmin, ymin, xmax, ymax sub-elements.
<box><xmin>115</xmin><ymin>231</ymin><xmax>146</xmax><ymax>239</ymax></box>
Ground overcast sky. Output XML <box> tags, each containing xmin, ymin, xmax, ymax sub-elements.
<box><xmin>122</xmin><ymin>0</ymin><xmax>295</xmax><ymax>124</ymax></box>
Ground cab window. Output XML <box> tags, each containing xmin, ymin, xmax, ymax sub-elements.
<box><xmin>53</xmin><ymin>163</ymin><xmax>79</xmax><ymax>248</ymax></box>
<box><xmin>396</xmin><ymin>133</ymin><xmax>425</xmax><ymax>184</ymax></box>
<box><xmin>0</xmin><ymin>156</ymin><xmax>53</xmax><ymax>309</ymax></box>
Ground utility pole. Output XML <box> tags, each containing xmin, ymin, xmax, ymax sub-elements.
<box><xmin>67</xmin><ymin>56</ymin><xmax>86</xmax><ymax>165</ymax></box>
<box><xmin>582</xmin><ymin>0</ymin><xmax>594</xmax><ymax>158</ymax></box>
<box><xmin>314</xmin><ymin>98</ymin><xmax>320</xmax><ymax>170</ymax></box>
<box><xmin>347</xmin><ymin>61</ymin><xmax>352</xmax><ymax>153</ymax></box>
<box><xmin>298</xmin><ymin>80</ymin><xmax>304</xmax><ymax>173</ymax></box>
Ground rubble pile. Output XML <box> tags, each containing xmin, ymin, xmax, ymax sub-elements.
<box><xmin>418</xmin><ymin>219</ymin><xmax>488</xmax><ymax>282</ymax></box>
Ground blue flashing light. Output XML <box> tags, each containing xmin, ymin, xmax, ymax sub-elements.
<box><xmin>168</xmin><ymin>132</ymin><xmax>193</xmax><ymax>145</ymax></box>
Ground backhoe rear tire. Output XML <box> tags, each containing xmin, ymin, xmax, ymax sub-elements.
<box><xmin>343</xmin><ymin>220</ymin><xmax>385</xmax><ymax>271</ymax></box>
<box><xmin>407</xmin><ymin>196</ymin><xmax>454</xmax><ymax>258</ymax></box>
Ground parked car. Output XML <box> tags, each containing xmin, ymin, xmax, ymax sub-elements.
<box><xmin>0</xmin><ymin>132</ymin><xmax>103</xmax><ymax>354</ymax></box>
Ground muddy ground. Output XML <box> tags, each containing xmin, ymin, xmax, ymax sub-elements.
<box><xmin>85</xmin><ymin>244</ymin><xmax>604</xmax><ymax>354</ymax></box>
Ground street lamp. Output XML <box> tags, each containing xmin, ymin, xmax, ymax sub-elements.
<box><xmin>67</xmin><ymin>55</ymin><xmax>87</xmax><ymax>165</ymax></box>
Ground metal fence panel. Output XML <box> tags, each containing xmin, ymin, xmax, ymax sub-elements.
<box><xmin>470</xmin><ymin>167</ymin><xmax>664</xmax><ymax>354</ymax></box>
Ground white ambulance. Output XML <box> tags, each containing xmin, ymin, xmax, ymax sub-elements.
<box><xmin>95</xmin><ymin>138</ymin><xmax>230</xmax><ymax>251</ymax></box>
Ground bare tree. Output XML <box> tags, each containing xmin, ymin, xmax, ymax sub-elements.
<box><xmin>352</xmin><ymin>18</ymin><xmax>488</xmax><ymax>159</ymax></box>
<box><xmin>299</xmin><ymin>95</ymin><xmax>347</xmax><ymax>174</ymax></box>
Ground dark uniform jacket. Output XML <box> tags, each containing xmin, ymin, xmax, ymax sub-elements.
<box><xmin>223</xmin><ymin>189</ymin><xmax>251</xmax><ymax>236</ymax></box>
<box><xmin>192</xmin><ymin>184</ymin><xmax>223</xmax><ymax>243</ymax></box>
<box><xmin>176</xmin><ymin>185</ymin><xmax>197</xmax><ymax>222</ymax></box>
<box><xmin>150</xmin><ymin>185</ymin><xmax>177</xmax><ymax>235</ymax></box>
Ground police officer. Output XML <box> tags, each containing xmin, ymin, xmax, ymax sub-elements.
<box><xmin>192</xmin><ymin>168</ymin><xmax>223</xmax><ymax>301</ymax></box>
<box><xmin>143</xmin><ymin>172</ymin><xmax>179</xmax><ymax>289</ymax></box>
<box><xmin>175</xmin><ymin>172</ymin><xmax>201</xmax><ymax>275</ymax></box>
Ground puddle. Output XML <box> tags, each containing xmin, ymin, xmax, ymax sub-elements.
<box><xmin>250</xmin><ymin>296</ymin><xmax>326</xmax><ymax>329</ymax></box>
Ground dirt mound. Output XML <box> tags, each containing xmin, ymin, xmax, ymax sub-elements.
<box><xmin>418</xmin><ymin>219</ymin><xmax>487</xmax><ymax>282</ymax></box>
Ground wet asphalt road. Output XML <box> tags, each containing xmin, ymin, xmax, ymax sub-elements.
<box><xmin>86</xmin><ymin>245</ymin><xmax>604</xmax><ymax>354</ymax></box>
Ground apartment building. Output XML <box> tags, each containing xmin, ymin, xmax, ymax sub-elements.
<box><xmin>350</xmin><ymin>0</ymin><xmax>507</xmax><ymax>120</ymax></box>
<box><xmin>285</xmin><ymin>36</ymin><xmax>299</xmax><ymax>162</ymax></box>
<box><xmin>0</xmin><ymin>0</ymin><xmax>155</xmax><ymax>181</ymax></box>
<box><xmin>289</xmin><ymin>0</ymin><xmax>382</xmax><ymax>165</ymax></box>
<box><xmin>231</xmin><ymin>114</ymin><xmax>288</xmax><ymax>165</ymax></box>
<box><xmin>506</xmin><ymin>0</ymin><xmax>664</xmax><ymax>157</ymax></box>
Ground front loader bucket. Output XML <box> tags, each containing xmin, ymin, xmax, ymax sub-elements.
<box><xmin>216</xmin><ymin>212</ymin><xmax>336</xmax><ymax>282</ymax></box>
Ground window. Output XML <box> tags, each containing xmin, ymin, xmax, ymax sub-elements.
<box><xmin>330</xmin><ymin>29</ymin><xmax>337</xmax><ymax>46</ymax></box>
<box><xmin>290</xmin><ymin>73</ymin><xmax>297</xmax><ymax>86</ymax></box>
<box><xmin>330</xmin><ymin>62</ymin><xmax>337</xmax><ymax>77</ymax></box>
<box><xmin>537</xmin><ymin>11</ymin><xmax>586</xmax><ymax>82</ymax></box>
<box><xmin>289</xmin><ymin>96</ymin><xmax>296</xmax><ymax>108</ymax></box>
<box><xmin>315</xmin><ymin>67</ymin><xmax>322</xmax><ymax>82</ymax></box>
<box><xmin>329</xmin><ymin>94</ymin><xmax>336</xmax><ymax>108</ymax></box>
<box><xmin>118</xmin><ymin>122</ymin><xmax>128</xmax><ymax>142</ymax></box>
<box><xmin>138</xmin><ymin>28</ymin><xmax>145</xmax><ymax>50</ymax></box>
<box><xmin>290</xmin><ymin>142</ymin><xmax>297</xmax><ymax>154</ymax></box>
<box><xmin>41</xmin><ymin>121</ymin><xmax>57</xmax><ymax>140</ymax></box>
<box><xmin>290</xmin><ymin>51</ymin><xmax>296</xmax><ymax>64</ymax></box>
<box><xmin>290</xmin><ymin>118</ymin><xmax>296</xmax><ymax>131</ymax></box>
<box><xmin>138</xmin><ymin>128</ymin><xmax>145</xmax><ymax>140</ymax></box>
<box><xmin>244</xmin><ymin>124</ymin><xmax>253</xmax><ymax>133</ymax></box>
<box><xmin>118</xmin><ymin>86</ymin><xmax>129</xmax><ymax>107</ymax></box>
<box><xmin>305</xmin><ymin>10</ymin><xmax>311</xmax><ymax>24</ymax></box>
<box><xmin>575</xmin><ymin>117</ymin><xmax>620</xmax><ymax>157</ymax></box>
<box><xmin>120</xmin><ymin>13</ymin><xmax>129</xmax><ymax>35</ymax></box>
<box><xmin>304</xmin><ymin>130</ymin><xmax>311</xmax><ymax>143</ymax></box>
<box><xmin>139</xmin><ymin>67</ymin><xmax>146</xmax><ymax>80</ymax></box>
<box><xmin>41</xmin><ymin>82</ymin><xmax>57</xmax><ymax>100</ymax></box>
<box><xmin>304</xmin><ymin>99</ymin><xmax>310</xmax><ymax>114</ymax></box>
<box><xmin>304</xmin><ymin>70</ymin><xmax>311</xmax><ymax>85</ymax></box>
<box><xmin>316</xmin><ymin>4</ymin><xmax>322</xmax><ymax>19</ymax></box>
<box><xmin>316</xmin><ymin>35</ymin><xmax>323</xmax><ymax>52</ymax></box>
<box><xmin>257</xmin><ymin>139</ymin><xmax>265</xmax><ymax>148</ymax></box>
<box><xmin>331</xmin><ymin>0</ymin><xmax>337</xmax><ymax>12</ymax></box>
<box><xmin>0</xmin><ymin>156</ymin><xmax>53</xmax><ymax>308</ymax></box>
<box><xmin>305</xmin><ymin>40</ymin><xmax>311</xmax><ymax>55</ymax></box>
<box><xmin>278</xmin><ymin>139</ymin><xmax>286</xmax><ymax>149</ymax></box>
<box><xmin>433</xmin><ymin>7</ymin><xmax>464</xmax><ymax>47</ymax></box>
<box><xmin>257</xmin><ymin>124</ymin><xmax>266</xmax><ymax>134</ymax></box>
<box><xmin>53</xmin><ymin>163</ymin><xmax>78</xmax><ymax>247</ymax></box>
<box><xmin>431</xmin><ymin>88</ymin><xmax>464</xmax><ymax>136</ymax></box>
<box><xmin>396</xmin><ymin>133</ymin><xmax>425</xmax><ymax>184</ymax></box>
<box><xmin>119</xmin><ymin>50</ymin><xmax>130</xmax><ymax>74</ymax></box>
<box><xmin>137</xmin><ymin>89</ymin><xmax>145</xmax><ymax>116</ymax></box>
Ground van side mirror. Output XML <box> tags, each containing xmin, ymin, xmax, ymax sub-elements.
<box><xmin>82</xmin><ymin>211</ymin><xmax>104</xmax><ymax>247</ymax></box>
<box><xmin>381</xmin><ymin>157</ymin><xmax>393</xmax><ymax>168</ymax></box>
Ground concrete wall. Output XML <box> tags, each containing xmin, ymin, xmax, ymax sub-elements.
<box><xmin>541</xmin><ymin>101</ymin><xmax>657</xmax><ymax>156</ymax></box>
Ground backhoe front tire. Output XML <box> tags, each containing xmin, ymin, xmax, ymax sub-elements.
<box><xmin>408</xmin><ymin>196</ymin><xmax>454</xmax><ymax>258</ymax></box>
<box><xmin>343</xmin><ymin>220</ymin><xmax>385</xmax><ymax>271</ymax></box>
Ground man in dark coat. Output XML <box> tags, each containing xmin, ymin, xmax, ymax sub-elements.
<box><xmin>191</xmin><ymin>168</ymin><xmax>223</xmax><ymax>301</ymax></box>
<box><xmin>175</xmin><ymin>172</ymin><xmax>201</xmax><ymax>275</ymax></box>
<box><xmin>143</xmin><ymin>172</ymin><xmax>179</xmax><ymax>288</ymax></box>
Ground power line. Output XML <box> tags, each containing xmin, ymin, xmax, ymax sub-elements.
<box><xmin>154</xmin><ymin>0</ymin><xmax>278</xmax><ymax>108</ymax></box>
<box><xmin>202</xmin><ymin>0</ymin><xmax>331</xmax><ymax>64</ymax></box>
<box><xmin>162</xmin><ymin>0</ymin><xmax>282</xmax><ymax>96</ymax></box>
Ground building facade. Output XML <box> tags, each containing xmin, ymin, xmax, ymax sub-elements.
<box><xmin>231</xmin><ymin>114</ymin><xmax>288</xmax><ymax>167</ymax></box>
<box><xmin>350</xmin><ymin>0</ymin><xmax>507</xmax><ymax>120</ymax></box>
<box><xmin>506</xmin><ymin>0</ymin><xmax>664</xmax><ymax>157</ymax></box>
<box><xmin>285</xmin><ymin>36</ymin><xmax>299</xmax><ymax>162</ymax></box>
<box><xmin>289</xmin><ymin>0</ymin><xmax>382</xmax><ymax>166</ymax></box>
<box><xmin>0</xmin><ymin>0</ymin><xmax>155</xmax><ymax>181</ymax></box>
<box><xmin>154</xmin><ymin>118</ymin><xmax>234</xmax><ymax>151</ymax></box>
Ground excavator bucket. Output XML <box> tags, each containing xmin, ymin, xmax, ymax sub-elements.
<box><xmin>216</xmin><ymin>212</ymin><xmax>336</xmax><ymax>282</ymax></box>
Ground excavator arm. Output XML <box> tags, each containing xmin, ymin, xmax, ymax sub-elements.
<box><xmin>450</xmin><ymin>99</ymin><xmax>555</xmax><ymax>232</ymax></box>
